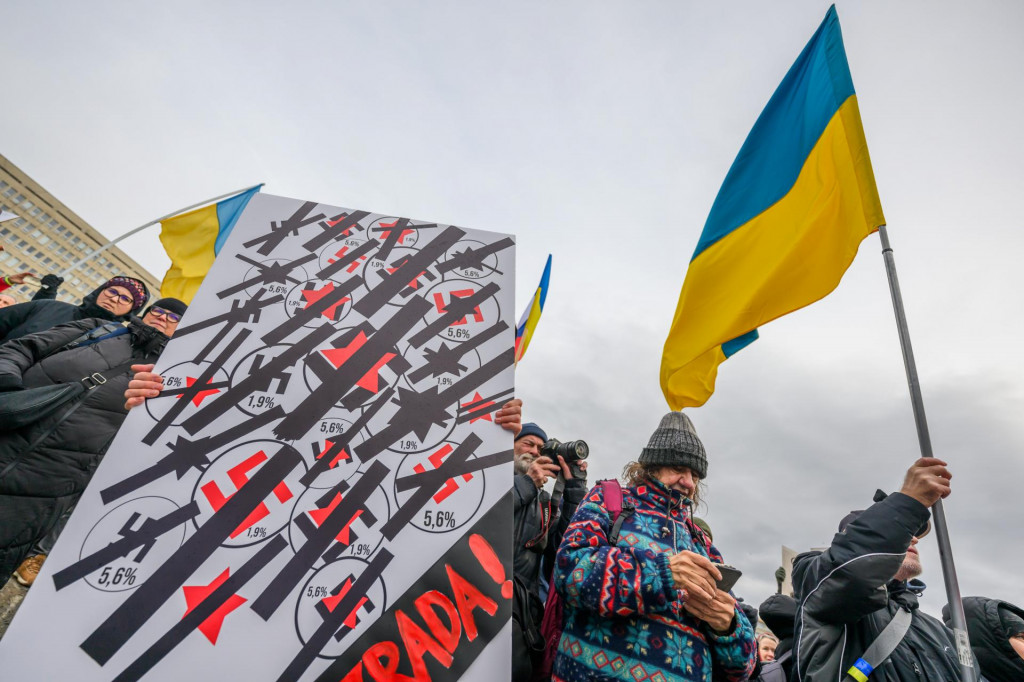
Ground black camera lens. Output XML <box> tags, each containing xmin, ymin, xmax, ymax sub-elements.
<box><xmin>541</xmin><ymin>438</ymin><xmax>589</xmax><ymax>462</ymax></box>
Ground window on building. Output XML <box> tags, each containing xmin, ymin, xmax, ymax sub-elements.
<box><xmin>0</xmin><ymin>181</ymin><xmax>7</xmax><ymax>189</ymax></box>
<box><xmin>30</xmin><ymin>207</ymin><xmax>41</xmax><ymax>217</ymax></box>
<box><xmin>38</xmin><ymin>235</ymin><xmax>50</xmax><ymax>245</ymax></box>
<box><xmin>21</xmin><ymin>200</ymin><xmax>33</xmax><ymax>210</ymax></box>
<box><xmin>40</xmin><ymin>212</ymin><xmax>50</xmax><ymax>223</ymax></box>
<box><xmin>3</xmin><ymin>188</ymin><xmax>15</xmax><ymax>197</ymax></box>
<box><xmin>31</xmin><ymin>229</ymin><xmax>42</xmax><ymax>238</ymax></box>
<box><xmin>14</xmin><ymin>194</ymin><xmax>25</xmax><ymax>203</ymax></box>
<box><xmin>14</xmin><ymin>218</ymin><xmax>26</xmax><ymax>227</ymax></box>
<box><xmin>17</xmin><ymin>240</ymin><xmax>27</xmax><ymax>248</ymax></box>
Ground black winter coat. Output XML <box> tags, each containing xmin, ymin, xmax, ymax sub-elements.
<box><xmin>0</xmin><ymin>317</ymin><xmax>167</xmax><ymax>576</ymax></box>
<box><xmin>512</xmin><ymin>473</ymin><xmax>586</xmax><ymax>599</ymax></box>
<box><xmin>0</xmin><ymin>282</ymin><xmax>139</xmax><ymax>344</ymax></box>
<box><xmin>945</xmin><ymin>597</ymin><xmax>1024</xmax><ymax>682</ymax></box>
<box><xmin>792</xmin><ymin>492</ymin><xmax>965</xmax><ymax>681</ymax></box>
<box><xmin>756</xmin><ymin>593</ymin><xmax>797</xmax><ymax>682</ymax></box>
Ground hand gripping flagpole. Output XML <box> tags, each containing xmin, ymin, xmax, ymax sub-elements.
<box><xmin>878</xmin><ymin>225</ymin><xmax>975</xmax><ymax>681</ymax></box>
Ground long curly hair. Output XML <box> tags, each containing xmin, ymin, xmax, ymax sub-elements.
<box><xmin>621</xmin><ymin>461</ymin><xmax>704</xmax><ymax>508</ymax></box>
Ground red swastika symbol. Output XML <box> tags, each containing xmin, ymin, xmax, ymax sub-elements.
<box><xmin>321</xmin><ymin>577</ymin><xmax>369</xmax><ymax>628</ymax></box>
<box><xmin>299</xmin><ymin>283</ymin><xmax>350</xmax><ymax>319</ymax></box>
<box><xmin>327</xmin><ymin>245</ymin><xmax>367</xmax><ymax>273</ymax></box>
<box><xmin>200</xmin><ymin>450</ymin><xmax>293</xmax><ymax>538</ymax></box>
<box><xmin>412</xmin><ymin>444</ymin><xmax>473</xmax><ymax>504</ymax></box>
<box><xmin>181</xmin><ymin>568</ymin><xmax>246</xmax><ymax>645</ymax></box>
<box><xmin>385</xmin><ymin>262</ymin><xmax>427</xmax><ymax>289</ymax></box>
<box><xmin>319</xmin><ymin>331</ymin><xmax>397</xmax><ymax>392</ymax></box>
<box><xmin>433</xmin><ymin>289</ymin><xmax>484</xmax><ymax>326</ymax></box>
<box><xmin>308</xmin><ymin>492</ymin><xmax>364</xmax><ymax>544</ymax></box>
<box><xmin>315</xmin><ymin>439</ymin><xmax>351</xmax><ymax>469</ymax></box>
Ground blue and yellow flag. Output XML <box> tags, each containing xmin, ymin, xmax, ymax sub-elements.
<box><xmin>159</xmin><ymin>186</ymin><xmax>261</xmax><ymax>303</ymax></box>
<box><xmin>661</xmin><ymin>5</ymin><xmax>884</xmax><ymax>409</ymax></box>
<box><xmin>515</xmin><ymin>254</ymin><xmax>552</xmax><ymax>364</ymax></box>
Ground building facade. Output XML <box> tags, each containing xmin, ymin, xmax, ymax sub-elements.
<box><xmin>0</xmin><ymin>153</ymin><xmax>160</xmax><ymax>305</ymax></box>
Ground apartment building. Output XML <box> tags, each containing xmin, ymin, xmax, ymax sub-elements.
<box><xmin>0</xmin><ymin>153</ymin><xmax>160</xmax><ymax>305</ymax></box>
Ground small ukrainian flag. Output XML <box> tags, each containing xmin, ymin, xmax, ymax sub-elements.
<box><xmin>159</xmin><ymin>186</ymin><xmax>261</xmax><ymax>304</ymax></box>
<box><xmin>514</xmin><ymin>254</ymin><xmax>552</xmax><ymax>365</ymax></box>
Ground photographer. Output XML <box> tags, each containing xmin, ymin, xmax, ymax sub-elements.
<box><xmin>512</xmin><ymin>423</ymin><xmax>587</xmax><ymax>682</ymax></box>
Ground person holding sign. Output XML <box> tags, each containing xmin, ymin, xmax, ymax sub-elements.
<box><xmin>0</xmin><ymin>298</ymin><xmax>186</xmax><ymax>584</ymax></box>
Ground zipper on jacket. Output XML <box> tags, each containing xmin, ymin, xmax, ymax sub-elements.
<box><xmin>666</xmin><ymin>495</ymin><xmax>679</xmax><ymax>553</ymax></box>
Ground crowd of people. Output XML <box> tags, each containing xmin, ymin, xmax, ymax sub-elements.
<box><xmin>509</xmin><ymin>411</ymin><xmax>1024</xmax><ymax>682</ymax></box>
<box><xmin>1</xmin><ymin>266</ymin><xmax>1022</xmax><ymax>682</ymax></box>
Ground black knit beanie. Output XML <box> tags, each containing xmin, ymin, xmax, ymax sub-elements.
<box><xmin>145</xmin><ymin>297</ymin><xmax>188</xmax><ymax>318</ymax></box>
<box><xmin>638</xmin><ymin>411</ymin><xmax>707</xmax><ymax>479</ymax></box>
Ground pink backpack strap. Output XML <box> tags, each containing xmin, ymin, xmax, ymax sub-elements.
<box><xmin>599</xmin><ymin>479</ymin><xmax>632</xmax><ymax>544</ymax></box>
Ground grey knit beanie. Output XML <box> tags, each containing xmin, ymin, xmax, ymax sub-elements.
<box><xmin>638</xmin><ymin>411</ymin><xmax>707</xmax><ymax>479</ymax></box>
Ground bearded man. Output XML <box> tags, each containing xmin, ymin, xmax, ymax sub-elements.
<box><xmin>511</xmin><ymin>422</ymin><xmax>586</xmax><ymax>681</ymax></box>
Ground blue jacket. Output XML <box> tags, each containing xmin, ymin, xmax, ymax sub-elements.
<box><xmin>552</xmin><ymin>478</ymin><xmax>756</xmax><ymax>681</ymax></box>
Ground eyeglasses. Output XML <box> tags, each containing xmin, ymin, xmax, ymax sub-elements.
<box><xmin>102</xmin><ymin>287</ymin><xmax>134</xmax><ymax>306</ymax></box>
<box><xmin>150</xmin><ymin>306</ymin><xmax>182</xmax><ymax>323</ymax></box>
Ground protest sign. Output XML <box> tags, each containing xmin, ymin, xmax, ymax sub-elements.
<box><xmin>0</xmin><ymin>193</ymin><xmax>515</xmax><ymax>681</ymax></box>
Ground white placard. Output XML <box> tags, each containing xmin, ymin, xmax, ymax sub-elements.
<box><xmin>0</xmin><ymin>193</ymin><xmax>515</xmax><ymax>682</ymax></box>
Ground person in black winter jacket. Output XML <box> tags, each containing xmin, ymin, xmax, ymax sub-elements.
<box><xmin>0</xmin><ymin>275</ymin><xmax>149</xmax><ymax>344</ymax></box>
<box><xmin>511</xmin><ymin>422</ymin><xmax>586</xmax><ymax>681</ymax></box>
<box><xmin>792</xmin><ymin>457</ymin><xmax>967</xmax><ymax>681</ymax></box>
<box><xmin>944</xmin><ymin>596</ymin><xmax>1024</xmax><ymax>682</ymax></box>
<box><xmin>755</xmin><ymin>593</ymin><xmax>797</xmax><ymax>682</ymax></box>
<box><xmin>0</xmin><ymin>298</ymin><xmax>185</xmax><ymax>579</ymax></box>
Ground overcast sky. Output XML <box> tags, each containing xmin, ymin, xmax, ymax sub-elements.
<box><xmin>3</xmin><ymin>1</ymin><xmax>1022</xmax><ymax>617</ymax></box>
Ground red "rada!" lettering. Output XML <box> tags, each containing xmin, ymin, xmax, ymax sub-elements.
<box><xmin>339</xmin><ymin>534</ymin><xmax>510</xmax><ymax>682</ymax></box>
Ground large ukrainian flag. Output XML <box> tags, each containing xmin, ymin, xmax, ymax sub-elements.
<box><xmin>661</xmin><ymin>5</ymin><xmax>885</xmax><ymax>409</ymax></box>
<box><xmin>159</xmin><ymin>186</ymin><xmax>261</xmax><ymax>304</ymax></box>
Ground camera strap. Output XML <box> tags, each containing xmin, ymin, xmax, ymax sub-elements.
<box><xmin>525</xmin><ymin>475</ymin><xmax>567</xmax><ymax>551</ymax></box>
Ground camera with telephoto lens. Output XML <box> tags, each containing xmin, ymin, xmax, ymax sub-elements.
<box><xmin>540</xmin><ymin>438</ymin><xmax>589</xmax><ymax>479</ymax></box>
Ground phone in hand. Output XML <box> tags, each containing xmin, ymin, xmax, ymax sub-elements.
<box><xmin>713</xmin><ymin>563</ymin><xmax>742</xmax><ymax>592</ymax></box>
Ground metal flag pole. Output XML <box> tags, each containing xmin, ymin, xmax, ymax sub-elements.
<box><xmin>877</xmin><ymin>225</ymin><xmax>975</xmax><ymax>681</ymax></box>
<box><xmin>58</xmin><ymin>183</ymin><xmax>264</xmax><ymax>278</ymax></box>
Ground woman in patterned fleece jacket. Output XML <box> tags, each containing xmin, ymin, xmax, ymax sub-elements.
<box><xmin>551</xmin><ymin>412</ymin><xmax>756</xmax><ymax>682</ymax></box>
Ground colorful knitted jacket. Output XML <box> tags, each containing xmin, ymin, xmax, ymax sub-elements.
<box><xmin>551</xmin><ymin>478</ymin><xmax>757</xmax><ymax>682</ymax></box>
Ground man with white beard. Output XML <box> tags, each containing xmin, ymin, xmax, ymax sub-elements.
<box><xmin>792</xmin><ymin>457</ymin><xmax>971</xmax><ymax>681</ymax></box>
<box><xmin>511</xmin><ymin>423</ymin><xmax>586</xmax><ymax>682</ymax></box>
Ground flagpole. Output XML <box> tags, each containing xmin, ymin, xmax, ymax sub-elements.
<box><xmin>58</xmin><ymin>183</ymin><xmax>264</xmax><ymax>278</ymax></box>
<box><xmin>878</xmin><ymin>225</ymin><xmax>975</xmax><ymax>681</ymax></box>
